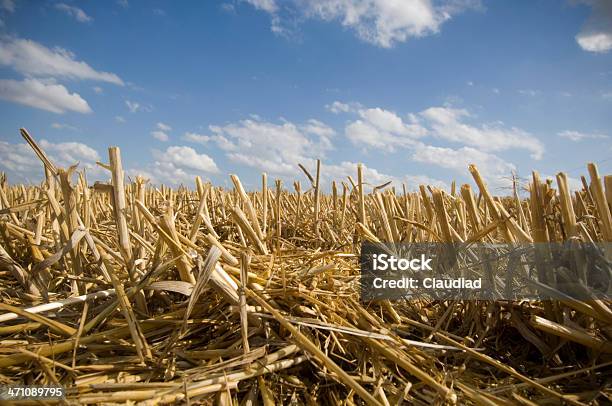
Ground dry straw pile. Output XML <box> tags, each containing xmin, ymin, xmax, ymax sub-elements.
<box><xmin>0</xmin><ymin>129</ymin><xmax>611</xmax><ymax>405</ymax></box>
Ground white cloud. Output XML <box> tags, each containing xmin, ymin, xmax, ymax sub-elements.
<box><xmin>117</xmin><ymin>0</ymin><xmax>129</xmax><ymax>8</ymax></box>
<box><xmin>150</xmin><ymin>122</ymin><xmax>172</xmax><ymax>141</ymax></box>
<box><xmin>335</xmin><ymin>101</ymin><xmax>541</xmax><ymax>187</ymax></box>
<box><xmin>326</xmin><ymin>100</ymin><xmax>362</xmax><ymax>114</ymax></box>
<box><xmin>132</xmin><ymin>146</ymin><xmax>219</xmax><ymax>185</ymax></box>
<box><xmin>1</xmin><ymin>0</ymin><xmax>15</xmax><ymax>13</ymax></box>
<box><xmin>93</xmin><ymin>86</ymin><xmax>103</xmax><ymax>94</ymax></box>
<box><xmin>227</xmin><ymin>153</ymin><xmax>296</xmax><ymax>175</ymax></box>
<box><xmin>575</xmin><ymin>0</ymin><xmax>612</xmax><ymax>53</ymax></box>
<box><xmin>301</xmin><ymin>119</ymin><xmax>336</xmax><ymax>138</ymax></box>
<box><xmin>209</xmin><ymin>116</ymin><xmax>334</xmax><ymax>177</ymax></box>
<box><xmin>153</xmin><ymin>146</ymin><xmax>219</xmax><ymax>174</ymax></box>
<box><xmin>40</xmin><ymin>139</ymin><xmax>100</xmax><ymax>165</ymax></box>
<box><xmin>411</xmin><ymin>143</ymin><xmax>515</xmax><ymax>188</ymax></box>
<box><xmin>125</xmin><ymin>100</ymin><xmax>151</xmax><ymax>113</ymax></box>
<box><xmin>210</xmin><ymin>134</ymin><xmax>236</xmax><ymax>151</ymax></box>
<box><xmin>412</xmin><ymin>143</ymin><xmax>514</xmax><ymax>174</ymax></box>
<box><xmin>577</xmin><ymin>32</ymin><xmax>612</xmax><ymax>53</ymax></box>
<box><xmin>0</xmin><ymin>138</ymin><xmax>102</xmax><ymax>182</ymax></box>
<box><xmin>0</xmin><ymin>78</ymin><xmax>92</xmax><ymax>114</ymax></box>
<box><xmin>345</xmin><ymin>107</ymin><xmax>426</xmax><ymax>151</ymax></box>
<box><xmin>558</xmin><ymin>130</ymin><xmax>608</xmax><ymax>142</ymax></box>
<box><xmin>322</xmin><ymin>161</ymin><xmax>392</xmax><ymax>189</ymax></box>
<box><xmin>327</xmin><ymin>100</ymin><xmax>350</xmax><ymax>113</ymax></box>
<box><xmin>51</xmin><ymin>122</ymin><xmax>78</xmax><ymax>131</ymax></box>
<box><xmin>182</xmin><ymin>132</ymin><xmax>210</xmax><ymax>144</ymax></box>
<box><xmin>151</xmin><ymin>130</ymin><xmax>169</xmax><ymax>142</ymax></box>
<box><xmin>126</xmin><ymin>100</ymin><xmax>139</xmax><ymax>112</ymax></box>
<box><xmin>0</xmin><ymin>141</ymin><xmax>39</xmax><ymax>176</ymax></box>
<box><xmin>246</xmin><ymin>0</ymin><xmax>277</xmax><ymax>13</ymax></box>
<box><xmin>115</xmin><ymin>115</ymin><xmax>126</xmax><ymax>123</ymax></box>
<box><xmin>0</xmin><ymin>37</ymin><xmax>123</xmax><ymax>85</ymax></box>
<box><xmin>55</xmin><ymin>3</ymin><xmax>92</xmax><ymax>23</ymax></box>
<box><xmin>420</xmin><ymin>106</ymin><xmax>544</xmax><ymax>159</ymax></box>
<box><xmin>361</xmin><ymin>108</ymin><xmax>423</xmax><ymax>137</ymax></box>
<box><xmin>156</xmin><ymin>122</ymin><xmax>172</xmax><ymax>131</ymax></box>
<box><xmin>341</xmin><ymin>103</ymin><xmax>543</xmax><ymax>159</ymax></box>
<box><xmin>221</xmin><ymin>3</ymin><xmax>236</xmax><ymax>13</ymax></box>
<box><xmin>310</xmin><ymin>160</ymin><xmax>448</xmax><ymax>192</ymax></box>
<box><xmin>401</xmin><ymin>174</ymin><xmax>449</xmax><ymax>190</ymax></box>
<box><xmin>245</xmin><ymin>0</ymin><xmax>479</xmax><ymax>48</ymax></box>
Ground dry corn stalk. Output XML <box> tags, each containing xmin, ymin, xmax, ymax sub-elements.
<box><xmin>0</xmin><ymin>128</ymin><xmax>610</xmax><ymax>405</ymax></box>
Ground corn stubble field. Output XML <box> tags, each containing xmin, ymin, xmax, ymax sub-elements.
<box><xmin>0</xmin><ymin>128</ymin><xmax>611</xmax><ymax>405</ymax></box>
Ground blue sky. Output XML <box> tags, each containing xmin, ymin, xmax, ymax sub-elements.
<box><xmin>0</xmin><ymin>0</ymin><xmax>610</xmax><ymax>192</ymax></box>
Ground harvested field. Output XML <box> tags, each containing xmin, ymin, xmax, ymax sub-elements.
<box><xmin>0</xmin><ymin>129</ymin><xmax>611</xmax><ymax>405</ymax></box>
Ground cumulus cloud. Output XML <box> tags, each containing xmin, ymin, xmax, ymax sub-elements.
<box><xmin>0</xmin><ymin>138</ymin><xmax>102</xmax><ymax>182</ymax></box>
<box><xmin>420</xmin><ymin>106</ymin><xmax>544</xmax><ymax>159</ymax></box>
<box><xmin>335</xmin><ymin>101</ymin><xmax>541</xmax><ymax>187</ymax></box>
<box><xmin>55</xmin><ymin>3</ymin><xmax>92</xmax><ymax>23</ymax></box>
<box><xmin>244</xmin><ymin>0</ymin><xmax>479</xmax><ymax>48</ymax></box>
<box><xmin>327</xmin><ymin>101</ymin><xmax>350</xmax><ymax>113</ymax></box>
<box><xmin>0</xmin><ymin>78</ymin><xmax>92</xmax><ymax>113</ymax></box>
<box><xmin>246</xmin><ymin>0</ymin><xmax>277</xmax><ymax>13</ymax></box>
<box><xmin>156</xmin><ymin>122</ymin><xmax>171</xmax><ymax>131</ymax></box>
<box><xmin>208</xmin><ymin>116</ymin><xmax>335</xmax><ymax>177</ymax></box>
<box><xmin>115</xmin><ymin>115</ymin><xmax>126</xmax><ymax>123</ymax></box>
<box><xmin>308</xmin><ymin>160</ymin><xmax>448</xmax><ymax>192</ymax></box>
<box><xmin>51</xmin><ymin>122</ymin><xmax>78</xmax><ymax>131</ymax></box>
<box><xmin>40</xmin><ymin>139</ymin><xmax>100</xmax><ymax>165</ymax></box>
<box><xmin>412</xmin><ymin>143</ymin><xmax>515</xmax><ymax>177</ymax></box>
<box><xmin>410</xmin><ymin>143</ymin><xmax>516</xmax><ymax>189</ymax></box>
<box><xmin>0</xmin><ymin>141</ymin><xmax>39</xmax><ymax>176</ymax></box>
<box><xmin>326</xmin><ymin>100</ymin><xmax>361</xmax><ymax>114</ymax></box>
<box><xmin>340</xmin><ymin>103</ymin><xmax>543</xmax><ymax>159</ymax></box>
<box><xmin>201</xmin><ymin>114</ymin><xmax>446</xmax><ymax>190</ymax></box>
<box><xmin>150</xmin><ymin>123</ymin><xmax>172</xmax><ymax>141</ymax></box>
<box><xmin>130</xmin><ymin>146</ymin><xmax>219</xmax><ymax>185</ymax></box>
<box><xmin>182</xmin><ymin>132</ymin><xmax>210</xmax><ymax>144</ymax></box>
<box><xmin>302</xmin><ymin>119</ymin><xmax>336</xmax><ymax>138</ymax></box>
<box><xmin>151</xmin><ymin>130</ymin><xmax>169</xmax><ymax>142</ymax></box>
<box><xmin>558</xmin><ymin>130</ymin><xmax>608</xmax><ymax>141</ymax></box>
<box><xmin>577</xmin><ymin>32</ymin><xmax>612</xmax><ymax>52</ymax></box>
<box><xmin>0</xmin><ymin>37</ymin><xmax>123</xmax><ymax>84</ymax></box>
<box><xmin>345</xmin><ymin>107</ymin><xmax>426</xmax><ymax>151</ymax></box>
<box><xmin>153</xmin><ymin>146</ymin><xmax>219</xmax><ymax>173</ymax></box>
<box><xmin>575</xmin><ymin>0</ymin><xmax>612</xmax><ymax>53</ymax></box>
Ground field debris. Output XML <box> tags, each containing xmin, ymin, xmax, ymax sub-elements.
<box><xmin>0</xmin><ymin>128</ymin><xmax>610</xmax><ymax>405</ymax></box>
